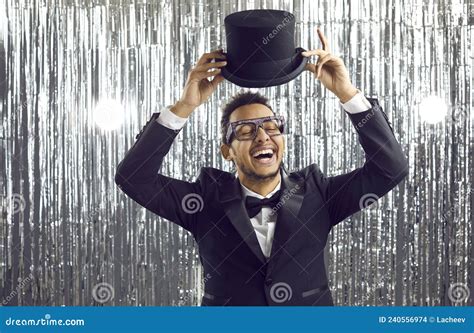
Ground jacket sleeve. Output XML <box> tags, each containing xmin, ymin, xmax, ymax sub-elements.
<box><xmin>310</xmin><ymin>97</ymin><xmax>409</xmax><ymax>227</ymax></box>
<box><xmin>115</xmin><ymin>112</ymin><xmax>203</xmax><ymax>233</ymax></box>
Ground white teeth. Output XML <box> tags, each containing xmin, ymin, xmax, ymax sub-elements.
<box><xmin>252</xmin><ymin>149</ymin><xmax>274</xmax><ymax>158</ymax></box>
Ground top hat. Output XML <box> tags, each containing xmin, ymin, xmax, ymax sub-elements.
<box><xmin>221</xmin><ymin>9</ymin><xmax>308</xmax><ymax>88</ymax></box>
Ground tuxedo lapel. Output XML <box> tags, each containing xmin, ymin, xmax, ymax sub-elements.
<box><xmin>218</xmin><ymin>174</ymin><xmax>267</xmax><ymax>265</ymax></box>
<box><xmin>266</xmin><ymin>166</ymin><xmax>305</xmax><ymax>274</ymax></box>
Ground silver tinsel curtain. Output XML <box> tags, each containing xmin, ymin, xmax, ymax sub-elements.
<box><xmin>0</xmin><ymin>0</ymin><xmax>472</xmax><ymax>306</ymax></box>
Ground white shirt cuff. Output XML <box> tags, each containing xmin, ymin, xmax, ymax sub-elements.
<box><xmin>155</xmin><ymin>105</ymin><xmax>189</xmax><ymax>130</ymax></box>
<box><xmin>340</xmin><ymin>91</ymin><xmax>372</xmax><ymax>114</ymax></box>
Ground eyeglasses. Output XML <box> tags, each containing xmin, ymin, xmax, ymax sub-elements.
<box><xmin>225</xmin><ymin>115</ymin><xmax>285</xmax><ymax>144</ymax></box>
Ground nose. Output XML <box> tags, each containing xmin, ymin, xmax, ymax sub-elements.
<box><xmin>255</xmin><ymin>125</ymin><xmax>271</xmax><ymax>142</ymax></box>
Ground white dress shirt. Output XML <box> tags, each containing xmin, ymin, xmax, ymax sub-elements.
<box><xmin>153</xmin><ymin>92</ymin><xmax>372</xmax><ymax>258</ymax></box>
<box><xmin>237</xmin><ymin>172</ymin><xmax>281</xmax><ymax>258</ymax></box>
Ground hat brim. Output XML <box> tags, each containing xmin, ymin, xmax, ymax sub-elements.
<box><xmin>221</xmin><ymin>47</ymin><xmax>308</xmax><ymax>88</ymax></box>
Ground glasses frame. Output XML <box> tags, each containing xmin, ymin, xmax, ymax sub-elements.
<box><xmin>225</xmin><ymin>115</ymin><xmax>285</xmax><ymax>144</ymax></box>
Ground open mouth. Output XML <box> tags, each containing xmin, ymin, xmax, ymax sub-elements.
<box><xmin>251</xmin><ymin>148</ymin><xmax>276</xmax><ymax>166</ymax></box>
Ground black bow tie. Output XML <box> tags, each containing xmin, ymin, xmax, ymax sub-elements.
<box><xmin>245</xmin><ymin>190</ymin><xmax>282</xmax><ymax>218</ymax></box>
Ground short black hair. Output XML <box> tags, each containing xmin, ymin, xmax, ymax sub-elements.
<box><xmin>220</xmin><ymin>91</ymin><xmax>274</xmax><ymax>145</ymax></box>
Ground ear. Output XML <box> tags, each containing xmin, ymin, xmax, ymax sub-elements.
<box><xmin>220</xmin><ymin>143</ymin><xmax>232</xmax><ymax>161</ymax></box>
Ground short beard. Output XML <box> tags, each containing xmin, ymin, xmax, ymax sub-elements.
<box><xmin>237</xmin><ymin>160</ymin><xmax>281</xmax><ymax>182</ymax></box>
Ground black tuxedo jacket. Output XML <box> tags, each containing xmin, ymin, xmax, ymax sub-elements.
<box><xmin>115</xmin><ymin>98</ymin><xmax>408</xmax><ymax>306</ymax></box>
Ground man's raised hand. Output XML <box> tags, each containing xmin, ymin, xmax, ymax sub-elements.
<box><xmin>302</xmin><ymin>28</ymin><xmax>358</xmax><ymax>103</ymax></box>
<box><xmin>172</xmin><ymin>49</ymin><xmax>227</xmax><ymax>117</ymax></box>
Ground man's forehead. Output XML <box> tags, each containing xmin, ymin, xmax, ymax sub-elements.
<box><xmin>230</xmin><ymin>103</ymin><xmax>274</xmax><ymax>122</ymax></box>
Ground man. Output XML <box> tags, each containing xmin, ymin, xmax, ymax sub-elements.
<box><xmin>115</xmin><ymin>29</ymin><xmax>409</xmax><ymax>306</ymax></box>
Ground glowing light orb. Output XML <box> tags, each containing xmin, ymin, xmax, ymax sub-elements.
<box><xmin>93</xmin><ymin>99</ymin><xmax>124</xmax><ymax>131</ymax></box>
<box><xmin>418</xmin><ymin>95</ymin><xmax>447</xmax><ymax>124</ymax></box>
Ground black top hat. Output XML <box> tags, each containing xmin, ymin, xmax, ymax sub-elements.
<box><xmin>221</xmin><ymin>9</ymin><xmax>308</xmax><ymax>88</ymax></box>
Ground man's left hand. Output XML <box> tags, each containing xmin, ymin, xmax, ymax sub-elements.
<box><xmin>302</xmin><ymin>28</ymin><xmax>358</xmax><ymax>103</ymax></box>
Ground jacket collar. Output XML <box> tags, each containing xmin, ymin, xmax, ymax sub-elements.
<box><xmin>218</xmin><ymin>163</ymin><xmax>305</xmax><ymax>269</ymax></box>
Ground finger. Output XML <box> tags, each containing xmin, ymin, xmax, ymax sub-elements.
<box><xmin>207</xmin><ymin>49</ymin><xmax>226</xmax><ymax>59</ymax></box>
<box><xmin>188</xmin><ymin>67</ymin><xmax>221</xmax><ymax>82</ymax></box>
<box><xmin>305</xmin><ymin>62</ymin><xmax>317</xmax><ymax>73</ymax></box>
<box><xmin>316</xmin><ymin>56</ymin><xmax>333</xmax><ymax>78</ymax></box>
<box><xmin>210</xmin><ymin>73</ymin><xmax>225</xmax><ymax>87</ymax></box>
<box><xmin>301</xmin><ymin>49</ymin><xmax>327</xmax><ymax>58</ymax></box>
<box><xmin>317</xmin><ymin>27</ymin><xmax>329</xmax><ymax>51</ymax></box>
<box><xmin>195</xmin><ymin>68</ymin><xmax>222</xmax><ymax>80</ymax></box>
<box><xmin>209</xmin><ymin>52</ymin><xmax>227</xmax><ymax>61</ymax></box>
<box><xmin>315</xmin><ymin>53</ymin><xmax>332</xmax><ymax>67</ymax></box>
<box><xmin>195</xmin><ymin>61</ymin><xmax>227</xmax><ymax>72</ymax></box>
<box><xmin>316</xmin><ymin>55</ymin><xmax>337</xmax><ymax>78</ymax></box>
<box><xmin>196</xmin><ymin>53</ymin><xmax>210</xmax><ymax>66</ymax></box>
<box><xmin>196</xmin><ymin>49</ymin><xmax>227</xmax><ymax>66</ymax></box>
<box><xmin>315</xmin><ymin>53</ymin><xmax>331</xmax><ymax>77</ymax></box>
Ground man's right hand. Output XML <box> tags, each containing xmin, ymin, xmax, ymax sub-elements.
<box><xmin>171</xmin><ymin>49</ymin><xmax>227</xmax><ymax>118</ymax></box>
